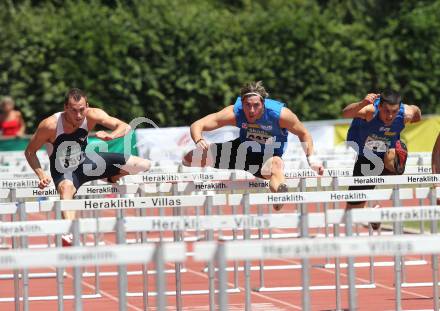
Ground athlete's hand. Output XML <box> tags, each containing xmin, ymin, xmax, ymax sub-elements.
<box><xmin>195</xmin><ymin>138</ymin><xmax>209</xmax><ymax>151</ymax></box>
<box><xmin>95</xmin><ymin>131</ymin><xmax>114</xmax><ymax>141</ymax></box>
<box><xmin>362</xmin><ymin>93</ymin><xmax>380</xmax><ymax>106</ymax></box>
<box><xmin>38</xmin><ymin>175</ymin><xmax>52</xmax><ymax>189</ymax></box>
<box><xmin>307</xmin><ymin>156</ymin><xmax>324</xmax><ymax>176</ymax></box>
<box><xmin>310</xmin><ymin>162</ymin><xmax>324</xmax><ymax>176</ymax></box>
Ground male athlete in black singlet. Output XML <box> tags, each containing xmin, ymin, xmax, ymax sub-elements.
<box><xmin>25</xmin><ymin>88</ymin><xmax>151</xmax><ymax>246</ymax></box>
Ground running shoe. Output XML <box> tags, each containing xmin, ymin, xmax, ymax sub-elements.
<box><xmin>369</xmin><ymin>204</ymin><xmax>381</xmax><ymax>231</ymax></box>
<box><xmin>394</xmin><ymin>140</ymin><xmax>408</xmax><ymax>175</ymax></box>
<box><xmin>61</xmin><ymin>233</ymin><xmax>73</xmax><ymax>247</ymax></box>
<box><xmin>273</xmin><ymin>183</ymin><xmax>288</xmax><ymax>211</ymax></box>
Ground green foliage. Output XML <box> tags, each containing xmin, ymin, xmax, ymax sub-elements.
<box><xmin>1</xmin><ymin>0</ymin><xmax>439</xmax><ymax>132</ymax></box>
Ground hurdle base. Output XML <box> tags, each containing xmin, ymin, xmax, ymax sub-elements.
<box><xmin>126</xmin><ymin>287</ymin><xmax>240</xmax><ymax>297</ymax></box>
<box><xmin>0</xmin><ymin>294</ymin><xmax>101</xmax><ymax>303</ymax></box>
<box><xmin>401</xmin><ymin>282</ymin><xmax>440</xmax><ymax>288</ymax></box>
<box><xmin>254</xmin><ymin>284</ymin><xmax>376</xmax><ymax>292</ymax></box>
<box><xmin>323</xmin><ymin>259</ymin><xmax>427</xmax><ymax>269</ymax></box>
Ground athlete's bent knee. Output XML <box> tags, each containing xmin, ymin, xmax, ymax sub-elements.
<box><xmin>57</xmin><ymin>181</ymin><xmax>76</xmax><ymax>197</ymax></box>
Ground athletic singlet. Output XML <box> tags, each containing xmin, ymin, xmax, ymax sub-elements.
<box><xmin>46</xmin><ymin>112</ymin><xmax>88</xmax><ymax>173</ymax></box>
<box><xmin>347</xmin><ymin>98</ymin><xmax>405</xmax><ymax>157</ymax></box>
<box><xmin>233</xmin><ymin>97</ymin><xmax>288</xmax><ymax>157</ymax></box>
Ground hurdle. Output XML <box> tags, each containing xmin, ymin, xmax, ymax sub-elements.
<box><xmin>48</xmin><ymin>193</ymin><xmax>242</xmax><ymax>309</ymax></box>
<box><xmin>0</xmin><ymin>242</ymin><xmax>186</xmax><ymax>311</ymax></box>
<box><xmin>5</xmin><ymin>203</ymin><xmax>440</xmax><ymax>310</ymax></box>
<box><xmin>194</xmin><ymin>233</ymin><xmax>440</xmax><ymax>311</ymax></box>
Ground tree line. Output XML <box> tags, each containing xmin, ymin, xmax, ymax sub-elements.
<box><xmin>1</xmin><ymin>0</ymin><xmax>439</xmax><ymax>131</ymax></box>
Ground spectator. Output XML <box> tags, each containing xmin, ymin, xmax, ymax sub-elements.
<box><xmin>0</xmin><ymin>96</ymin><xmax>25</xmax><ymax>137</ymax></box>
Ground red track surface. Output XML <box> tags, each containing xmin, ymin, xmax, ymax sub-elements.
<box><xmin>1</xmin><ymin>198</ymin><xmax>438</xmax><ymax>310</ymax></box>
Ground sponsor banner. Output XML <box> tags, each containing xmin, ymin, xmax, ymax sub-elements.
<box><xmin>135</xmin><ymin>122</ymin><xmax>334</xmax><ymax>161</ymax></box>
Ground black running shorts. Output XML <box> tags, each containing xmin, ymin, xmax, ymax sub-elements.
<box><xmin>211</xmin><ymin>138</ymin><xmax>278</xmax><ymax>178</ymax></box>
<box><xmin>50</xmin><ymin>152</ymin><xmax>128</xmax><ymax>190</ymax></box>
<box><xmin>347</xmin><ymin>155</ymin><xmax>394</xmax><ymax>205</ymax></box>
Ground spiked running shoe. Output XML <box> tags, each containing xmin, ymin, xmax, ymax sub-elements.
<box><xmin>394</xmin><ymin>140</ymin><xmax>408</xmax><ymax>175</ymax></box>
<box><xmin>369</xmin><ymin>204</ymin><xmax>381</xmax><ymax>231</ymax></box>
<box><xmin>273</xmin><ymin>183</ymin><xmax>288</xmax><ymax>211</ymax></box>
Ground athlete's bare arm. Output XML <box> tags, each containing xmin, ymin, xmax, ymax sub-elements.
<box><xmin>342</xmin><ymin>93</ymin><xmax>379</xmax><ymax>119</ymax></box>
<box><xmin>279</xmin><ymin>107</ymin><xmax>324</xmax><ymax>174</ymax></box>
<box><xmin>24</xmin><ymin>116</ymin><xmax>56</xmax><ymax>188</ymax></box>
<box><xmin>279</xmin><ymin>108</ymin><xmax>313</xmax><ymax>156</ymax></box>
<box><xmin>403</xmin><ymin>104</ymin><xmax>422</xmax><ymax>124</ymax></box>
<box><xmin>190</xmin><ymin>105</ymin><xmax>236</xmax><ymax>150</ymax></box>
<box><xmin>87</xmin><ymin>108</ymin><xmax>130</xmax><ymax>141</ymax></box>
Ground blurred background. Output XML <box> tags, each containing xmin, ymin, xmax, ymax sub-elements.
<box><xmin>0</xmin><ymin>0</ymin><xmax>439</xmax><ymax>160</ymax></box>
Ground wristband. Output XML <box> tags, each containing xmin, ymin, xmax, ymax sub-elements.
<box><xmin>195</xmin><ymin>138</ymin><xmax>204</xmax><ymax>144</ymax></box>
<box><xmin>306</xmin><ymin>155</ymin><xmax>318</xmax><ymax>165</ymax></box>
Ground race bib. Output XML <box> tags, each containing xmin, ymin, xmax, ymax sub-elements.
<box><xmin>246</xmin><ymin>128</ymin><xmax>273</xmax><ymax>144</ymax></box>
<box><xmin>364</xmin><ymin>136</ymin><xmax>388</xmax><ymax>152</ymax></box>
<box><xmin>57</xmin><ymin>142</ymin><xmax>84</xmax><ymax>169</ymax></box>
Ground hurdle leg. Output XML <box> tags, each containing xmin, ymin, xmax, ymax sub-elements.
<box><xmin>298</xmin><ymin>179</ymin><xmax>311</xmax><ymax>310</ymax></box>
<box><xmin>243</xmin><ymin>194</ymin><xmax>252</xmax><ymax>311</ymax></box>
<box><xmin>366</xmin><ymin>204</ymin><xmax>376</xmax><ymax>286</ymax></box>
<box><xmin>93</xmin><ymin>210</ymin><xmax>101</xmax><ymax>296</ymax></box>
<box><xmin>172</xmin><ymin>184</ymin><xmax>183</xmax><ymax>311</ymax></box>
<box><xmin>216</xmin><ymin>243</ymin><xmax>228</xmax><ymax>311</ymax></box>
<box><xmin>430</xmin><ymin>188</ymin><xmax>439</xmax><ymax>311</ymax></box>
<box><xmin>12</xmin><ymin>211</ymin><xmax>21</xmax><ymax>311</ymax></box>
<box><xmin>116</xmin><ymin>210</ymin><xmax>128</xmax><ymax>311</ymax></box>
<box><xmin>345</xmin><ymin>209</ymin><xmax>357</xmax><ymax>310</ymax></box>
<box><xmin>257</xmin><ymin>204</ymin><xmax>265</xmax><ymax>289</ymax></box>
<box><xmin>154</xmin><ymin>243</ymin><xmax>166</xmax><ymax>311</ymax></box>
<box><xmin>72</xmin><ymin>220</ymin><xmax>82</xmax><ymax>311</ymax></box>
<box><xmin>331</xmin><ymin>179</ymin><xmax>342</xmax><ymax>311</ymax></box>
<box><xmin>205</xmin><ymin>196</ymin><xmax>216</xmax><ymax>311</ymax></box>
<box><xmin>231</xmin><ymin>204</ymin><xmax>239</xmax><ymax>289</ymax></box>
<box><xmin>18</xmin><ymin>201</ymin><xmax>30</xmax><ymax>311</ymax></box>
<box><xmin>55</xmin><ymin>203</ymin><xmax>65</xmax><ymax>311</ymax></box>
<box><xmin>140</xmin><ymin>208</ymin><xmax>149</xmax><ymax>310</ymax></box>
<box><xmin>392</xmin><ymin>186</ymin><xmax>402</xmax><ymax>311</ymax></box>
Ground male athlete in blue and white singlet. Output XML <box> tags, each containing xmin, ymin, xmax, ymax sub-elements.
<box><xmin>343</xmin><ymin>89</ymin><xmax>421</xmax><ymax>229</ymax></box>
<box><xmin>183</xmin><ymin>81</ymin><xmax>324</xmax><ymax>210</ymax></box>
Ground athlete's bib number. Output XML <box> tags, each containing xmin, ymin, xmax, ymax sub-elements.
<box><xmin>58</xmin><ymin>144</ymin><xmax>84</xmax><ymax>169</ymax></box>
<box><xmin>246</xmin><ymin>129</ymin><xmax>273</xmax><ymax>144</ymax></box>
<box><xmin>365</xmin><ymin>136</ymin><xmax>388</xmax><ymax>152</ymax></box>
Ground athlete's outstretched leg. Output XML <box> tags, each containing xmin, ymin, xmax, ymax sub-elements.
<box><xmin>261</xmin><ymin>156</ymin><xmax>285</xmax><ymax>192</ymax></box>
<box><xmin>261</xmin><ymin>156</ymin><xmax>287</xmax><ymax>210</ymax></box>
<box><xmin>57</xmin><ymin>180</ymin><xmax>77</xmax><ymax>246</ymax></box>
<box><xmin>182</xmin><ymin>147</ymin><xmax>216</xmax><ymax>167</ymax></box>
<box><xmin>108</xmin><ymin>156</ymin><xmax>151</xmax><ymax>182</ymax></box>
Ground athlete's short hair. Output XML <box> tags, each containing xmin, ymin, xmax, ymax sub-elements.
<box><xmin>240</xmin><ymin>81</ymin><xmax>269</xmax><ymax>101</ymax></box>
<box><xmin>380</xmin><ymin>89</ymin><xmax>401</xmax><ymax>105</ymax></box>
<box><xmin>64</xmin><ymin>88</ymin><xmax>88</xmax><ymax>106</ymax></box>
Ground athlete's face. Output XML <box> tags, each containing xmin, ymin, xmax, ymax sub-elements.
<box><xmin>64</xmin><ymin>97</ymin><xmax>89</xmax><ymax>127</ymax></box>
<box><xmin>242</xmin><ymin>96</ymin><xmax>264</xmax><ymax>123</ymax></box>
<box><xmin>378</xmin><ymin>102</ymin><xmax>400</xmax><ymax>125</ymax></box>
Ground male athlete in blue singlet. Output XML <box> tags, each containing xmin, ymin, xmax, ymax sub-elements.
<box><xmin>25</xmin><ymin>88</ymin><xmax>151</xmax><ymax>245</ymax></box>
<box><xmin>432</xmin><ymin>133</ymin><xmax>440</xmax><ymax>205</ymax></box>
<box><xmin>343</xmin><ymin>89</ymin><xmax>421</xmax><ymax>229</ymax></box>
<box><xmin>182</xmin><ymin>81</ymin><xmax>324</xmax><ymax>210</ymax></box>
